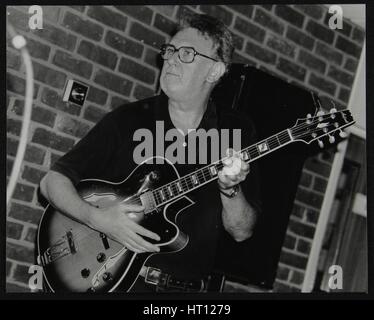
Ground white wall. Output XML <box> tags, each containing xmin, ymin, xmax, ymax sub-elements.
<box><xmin>325</xmin><ymin>4</ymin><xmax>366</xmax><ymax>136</ymax></box>
<box><xmin>349</xmin><ymin>42</ymin><xmax>365</xmax><ymax>136</ymax></box>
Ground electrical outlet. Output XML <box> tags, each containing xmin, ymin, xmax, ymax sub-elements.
<box><xmin>63</xmin><ymin>80</ymin><xmax>88</xmax><ymax>106</ymax></box>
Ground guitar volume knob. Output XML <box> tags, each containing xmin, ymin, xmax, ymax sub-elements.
<box><xmin>339</xmin><ymin>130</ymin><xmax>347</xmax><ymax>138</ymax></box>
<box><xmin>102</xmin><ymin>272</ymin><xmax>113</xmax><ymax>282</ymax></box>
<box><xmin>97</xmin><ymin>252</ymin><xmax>106</xmax><ymax>263</ymax></box>
<box><xmin>81</xmin><ymin>268</ymin><xmax>90</xmax><ymax>278</ymax></box>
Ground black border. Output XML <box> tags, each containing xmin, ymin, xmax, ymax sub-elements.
<box><xmin>2</xmin><ymin>0</ymin><xmax>373</xmax><ymax>304</ymax></box>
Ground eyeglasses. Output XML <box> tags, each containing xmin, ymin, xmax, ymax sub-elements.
<box><xmin>160</xmin><ymin>44</ymin><xmax>218</xmax><ymax>64</ymax></box>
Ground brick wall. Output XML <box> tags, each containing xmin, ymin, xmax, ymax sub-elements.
<box><xmin>6</xmin><ymin>5</ymin><xmax>365</xmax><ymax>292</ymax></box>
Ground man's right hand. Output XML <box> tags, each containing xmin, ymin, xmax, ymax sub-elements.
<box><xmin>88</xmin><ymin>203</ymin><xmax>161</xmax><ymax>254</ymax></box>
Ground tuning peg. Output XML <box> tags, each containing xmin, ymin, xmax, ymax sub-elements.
<box><xmin>330</xmin><ymin>108</ymin><xmax>337</xmax><ymax>119</ymax></box>
<box><xmin>339</xmin><ymin>130</ymin><xmax>348</xmax><ymax>138</ymax></box>
<box><xmin>330</xmin><ymin>108</ymin><xmax>337</xmax><ymax>113</ymax></box>
<box><xmin>329</xmin><ymin>135</ymin><xmax>335</xmax><ymax>144</ymax></box>
<box><xmin>317</xmin><ymin>111</ymin><xmax>325</xmax><ymax>121</ymax></box>
<box><xmin>318</xmin><ymin>139</ymin><xmax>324</xmax><ymax>148</ymax></box>
<box><xmin>306</xmin><ymin>113</ymin><xmax>312</xmax><ymax>124</ymax></box>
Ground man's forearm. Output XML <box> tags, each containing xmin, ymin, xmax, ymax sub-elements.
<box><xmin>221</xmin><ymin>185</ymin><xmax>258</xmax><ymax>242</ymax></box>
<box><xmin>40</xmin><ymin>171</ymin><xmax>95</xmax><ymax>227</ymax></box>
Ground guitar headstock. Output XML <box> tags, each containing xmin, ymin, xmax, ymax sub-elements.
<box><xmin>290</xmin><ymin>109</ymin><xmax>355</xmax><ymax>147</ymax></box>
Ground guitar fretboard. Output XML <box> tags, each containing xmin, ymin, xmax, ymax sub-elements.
<box><xmin>151</xmin><ymin>129</ymin><xmax>292</xmax><ymax>207</ymax></box>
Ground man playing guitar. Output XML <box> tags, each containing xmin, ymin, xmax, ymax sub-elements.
<box><xmin>40</xmin><ymin>13</ymin><xmax>262</xmax><ymax>292</ymax></box>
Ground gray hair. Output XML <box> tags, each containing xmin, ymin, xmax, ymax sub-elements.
<box><xmin>176</xmin><ymin>13</ymin><xmax>234</xmax><ymax>71</ymax></box>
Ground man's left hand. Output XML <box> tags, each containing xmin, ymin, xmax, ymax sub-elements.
<box><xmin>218</xmin><ymin>149</ymin><xmax>250</xmax><ymax>190</ymax></box>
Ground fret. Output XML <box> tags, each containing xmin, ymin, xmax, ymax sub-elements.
<box><xmin>167</xmin><ymin>185</ymin><xmax>174</xmax><ymax>197</ymax></box>
<box><xmin>267</xmin><ymin>136</ymin><xmax>279</xmax><ymax>149</ymax></box>
<box><xmin>275</xmin><ymin>133</ymin><xmax>281</xmax><ymax>145</ymax></box>
<box><xmin>176</xmin><ymin>182</ymin><xmax>182</xmax><ymax>194</ymax></box>
<box><xmin>162</xmin><ymin>187</ymin><xmax>168</xmax><ymax>198</ymax></box>
<box><xmin>164</xmin><ymin>186</ymin><xmax>172</xmax><ymax>199</ymax></box>
<box><xmin>157</xmin><ymin>191</ymin><xmax>162</xmax><ymax>205</ymax></box>
<box><xmin>196</xmin><ymin>171</ymin><xmax>203</xmax><ymax>184</ymax></box>
<box><xmin>201</xmin><ymin>169</ymin><xmax>208</xmax><ymax>182</ymax></box>
<box><xmin>180</xmin><ymin>177</ymin><xmax>188</xmax><ymax>192</ymax></box>
<box><xmin>278</xmin><ymin>130</ymin><xmax>291</xmax><ymax>144</ymax></box>
<box><xmin>201</xmin><ymin>168</ymin><xmax>210</xmax><ymax>181</ymax></box>
<box><xmin>152</xmin><ymin>127</ymin><xmax>296</xmax><ymax>207</ymax></box>
<box><xmin>153</xmin><ymin>190</ymin><xmax>161</xmax><ymax>205</ymax></box>
<box><xmin>170</xmin><ymin>183</ymin><xmax>179</xmax><ymax>196</ymax></box>
<box><xmin>183</xmin><ymin>176</ymin><xmax>193</xmax><ymax>191</ymax></box>
<box><xmin>248</xmin><ymin>146</ymin><xmax>259</xmax><ymax>159</ymax></box>
<box><xmin>176</xmin><ymin>181</ymin><xmax>183</xmax><ymax>193</ymax></box>
<box><xmin>160</xmin><ymin>189</ymin><xmax>166</xmax><ymax>201</ymax></box>
<box><xmin>155</xmin><ymin>190</ymin><xmax>163</xmax><ymax>205</ymax></box>
<box><xmin>199</xmin><ymin>169</ymin><xmax>205</xmax><ymax>182</ymax></box>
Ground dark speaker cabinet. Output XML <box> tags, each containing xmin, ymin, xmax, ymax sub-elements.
<box><xmin>211</xmin><ymin>64</ymin><xmax>319</xmax><ymax>289</ymax></box>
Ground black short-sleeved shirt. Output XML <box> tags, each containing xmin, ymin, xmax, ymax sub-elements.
<box><xmin>51</xmin><ymin>92</ymin><xmax>262</xmax><ymax>279</ymax></box>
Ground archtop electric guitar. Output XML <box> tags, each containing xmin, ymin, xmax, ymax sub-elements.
<box><xmin>37</xmin><ymin>109</ymin><xmax>354</xmax><ymax>292</ymax></box>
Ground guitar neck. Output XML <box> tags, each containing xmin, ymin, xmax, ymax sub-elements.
<box><xmin>151</xmin><ymin>129</ymin><xmax>293</xmax><ymax>207</ymax></box>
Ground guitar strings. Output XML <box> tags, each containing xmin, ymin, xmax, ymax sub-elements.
<box><xmin>51</xmin><ymin>117</ymin><xmax>349</xmax><ymax>249</ymax></box>
<box><xmin>149</xmin><ymin>115</ymin><xmax>347</xmax><ymax>205</ymax></box>
<box><xmin>149</xmin><ymin>129</ymin><xmax>292</xmax><ymax>203</ymax></box>
<box><xmin>152</xmin><ymin>114</ymin><xmax>348</xmax><ymax>206</ymax></box>
<box><xmin>150</xmin><ymin>130</ymin><xmax>296</xmax><ymax>201</ymax></box>
<box><xmin>145</xmin><ymin>120</ymin><xmax>346</xmax><ymax>205</ymax></box>
<box><xmin>151</xmin><ymin>119</ymin><xmax>347</xmax><ymax>206</ymax></box>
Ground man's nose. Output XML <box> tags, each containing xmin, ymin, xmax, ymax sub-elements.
<box><xmin>166</xmin><ymin>51</ymin><xmax>179</xmax><ymax>65</ymax></box>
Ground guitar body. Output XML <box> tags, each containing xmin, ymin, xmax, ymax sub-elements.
<box><xmin>37</xmin><ymin>157</ymin><xmax>193</xmax><ymax>292</ymax></box>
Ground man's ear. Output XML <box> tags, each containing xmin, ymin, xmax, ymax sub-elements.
<box><xmin>206</xmin><ymin>62</ymin><xmax>226</xmax><ymax>83</ymax></box>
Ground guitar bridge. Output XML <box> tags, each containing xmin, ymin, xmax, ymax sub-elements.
<box><xmin>38</xmin><ymin>230</ymin><xmax>76</xmax><ymax>266</ymax></box>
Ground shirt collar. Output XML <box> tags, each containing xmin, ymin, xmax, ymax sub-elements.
<box><xmin>154</xmin><ymin>92</ymin><xmax>218</xmax><ymax>130</ymax></box>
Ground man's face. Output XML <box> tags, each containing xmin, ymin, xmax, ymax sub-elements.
<box><xmin>160</xmin><ymin>27</ymin><xmax>217</xmax><ymax>102</ymax></box>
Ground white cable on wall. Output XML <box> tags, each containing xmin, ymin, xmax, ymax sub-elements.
<box><xmin>6</xmin><ymin>23</ymin><xmax>34</xmax><ymax>206</ymax></box>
